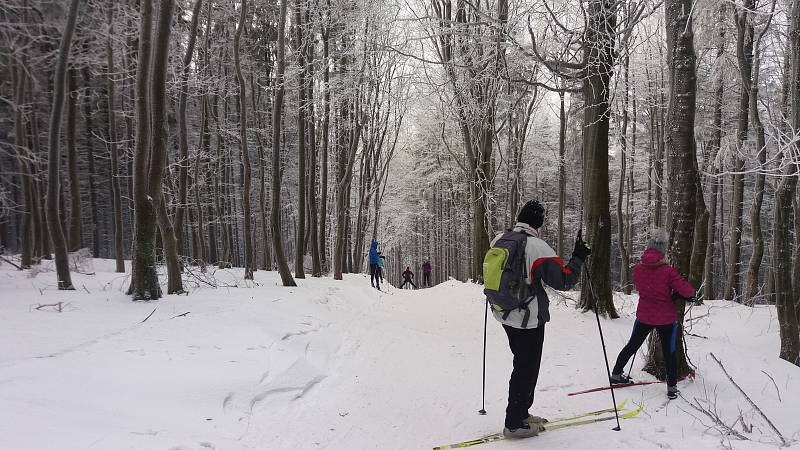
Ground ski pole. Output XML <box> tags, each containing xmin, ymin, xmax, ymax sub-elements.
<box><xmin>584</xmin><ymin>259</ymin><xmax>622</xmax><ymax>431</ymax></box>
<box><xmin>626</xmin><ymin>352</ymin><xmax>636</xmax><ymax>379</ymax></box>
<box><xmin>479</xmin><ymin>298</ymin><xmax>488</xmax><ymax>415</ymax></box>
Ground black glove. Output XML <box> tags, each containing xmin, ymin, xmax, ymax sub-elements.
<box><xmin>572</xmin><ymin>232</ymin><xmax>592</xmax><ymax>261</ymax></box>
<box><xmin>672</xmin><ymin>292</ymin><xmax>703</xmax><ymax>305</ymax></box>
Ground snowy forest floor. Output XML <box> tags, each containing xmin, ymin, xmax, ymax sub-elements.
<box><xmin>0</xmin><ymin>259</ymin><xmax>799</xmax><ymax>450</ymax></box>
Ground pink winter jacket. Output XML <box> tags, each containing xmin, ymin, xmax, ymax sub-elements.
<box><xmin>632</xmin><ymin>248</ymin><xmax>696</xmax><ymax>325</ymax></box>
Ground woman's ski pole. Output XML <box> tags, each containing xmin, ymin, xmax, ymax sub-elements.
<box><xmin>584</xmin><ymin>256</ymin><xmax>622</xmax><ymax>431</ymax></box>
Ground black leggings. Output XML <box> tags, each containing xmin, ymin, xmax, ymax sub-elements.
<box><xmin>612</xmin><ymin>320</ymin><xmax>678</xmax><ymax>386</ymax></box>
<box><xmin>400</xmin><ymin>278</ymin><xmax>416</xmax><ymax>289</ymax></box>
<box><xmin>370</xmin><ymin>264</ymin><xmax>380</xmax><ymax>288</ymax></box>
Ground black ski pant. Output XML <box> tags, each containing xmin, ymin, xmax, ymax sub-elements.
<box><xmin>400</xmin><ymin>278</ymin><xmax>416</xmax><ymax>289</ymax></box>
<box><xmin>612</xmin><ymin>320</ymin><xmax>678</xmax><ymax>386</ymax></box>
<box><xmin>423</xmin><ymin>272</ymin><xmax>431</xmax><ymax>287</ymax></box>
<box><xmin>370</xmin><ymin>264</ymin><xmax>380</xmax><ymax>289</ymax></box>
<box><xmin>503</xmin><ymin>324</ymin><xmax>545</xmax><ymax>429</ymax></box>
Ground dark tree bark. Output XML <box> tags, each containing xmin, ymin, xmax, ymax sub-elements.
<box><xmin>306</xmin><ymin>20</ymin><xmax>322</xmax><ymax>277</ymax></box>
<box><xmin>724</xmin><ymin>3</ymin><xmax>754</xmax><ymax>302</ymax></box>
<box><xmin>644</xmin><ymin>0</ymin><xmax>698</xmax><ymax>380</ymax></box>
<box><xmin>13</xmin><ymin>63</ymin><xmax>33</xmax><ymax>269</ymax></box>
<box><xmin>45</xmin><ymin>0</ymin><xmax>81</xmax><ymax>289</ymax></box>
<box><xmin>557</xmin><ymin>91</ymin><xmax>567</xmax><ymax>258</ymax></box>
<box><xmin>775</xmin><ymin>0</ymin><xmax>800</xmax><ymax>366</ymax></box>
<box><xmin>745</xmin><ymin>5</ymin><xmax>775</xmax><ymax>303</ymax></box>
<box><xmin>578</xmin><ymin>0</ymin><xmax>618</xmax><ymax>318</ymax></box>
<box><xmin>617</xmin><ymin>45</ymin><xmax>631</xmax><ymax>294</ymax></box>
<box><xmin>66</xmin><ymin>69</ymin><xmax>81</xmax><ymax>252</ymax></box>
<box><xmin>130</xmin><ymin>0</ymin><xmax>178</xmax><ymax>299</ymax></box>
<box><xmin>271</xmin><ymin>0</ymin><xmax>297</xmax><ymax>286</ymax></box>
<box><xmin>81</xmin><ymin>69</ymin><xmax>99</xmax><ymax>258</ymax></box>
<box><xmin>106</xmin><ymin>3</ymin><xmax>125</xmax><ymax>273</ymax></box>
<box><xmin>234</xmin><ymin>0</ymin><xmax>255</xmax><ymax>280</ymax></box>
<box><xmin>704</xmin><ymin>5</ymin><xmax>727</xmax><ymax>300</ymax></box>
<box><xmin>294</xmin><ymin>0</ymin><xmax>307</xmax><ymax>279</ymax></box>
<box><xmin>319</xmin><ymin>11</ymin><xmax>331</xmax><ymax>273</ymax></box>
<box><xmin>176</xmin><ymin>0</ymin><xmax>204</xmax><ymax>262</ymax></box>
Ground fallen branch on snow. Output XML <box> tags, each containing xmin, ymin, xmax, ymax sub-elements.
<box><xmin>0</xmin><ymin>255</ymin><xmax>21</xmax><ymax>270</ymax></box>
<box><xmin>169</xmin><ymin>312</ymin><xmax>190</xmax><ymax>319</ymax></box>
<box><xmin>760</xmin><ymin>370</ymin><xmax>781</xmax><ymax>402</ymax></box>
<box><xmin>710</xmin><ymin>352</ymin><xmax>788</xmax><ymax>446</ymax></box>
<box><xmin>140</xmin><ymin>307</ymin><xmax>157</xmax><ymax>323</ymax></box>
<box><xmin>33</xmin><ymin>302</ymin><xmax>64</xmax><ymax>312</ymax></box>
<box><xmin>680</xmin><ymin>389</ymin><xmax>748</xmax><ymax>441</ymax></box>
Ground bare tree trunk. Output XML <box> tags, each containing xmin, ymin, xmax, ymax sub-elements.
<box><xmin>775</xmin><ymin>0</ymin><xmax>800</xmax><ymax>365</ymax></box>
<box><xmin>81</xmin><ymin>69</ymin><xmax>99</xmax><ymax>258</ymax></box>
<box><xmin>130</xmin><ymin>0</ymin><xmax>176</xmax><ymax>299</ymax></box>
<box><xmin>175</xmin><ymin>0</ymin><xmax>203</xmax><ymax>262</ymax></box>
<box><xmin>157</xmin><ymin>196</ymin><xmax>183</xmax><ymax>293</ymax></box>
<box><xmin>45</xmin><ymin>0</ymin><xmax>81</xmax><ymax>289</ymax></box>
<box><xmin>645</xmin><ymin>0</ymin><xmax>697</xmax><ymax>380</ymax></box>
<box><xmin>745</xmin><ymin>8</ymin><xmax>774</xmax><ymax>302</ymax></box>
<box><xmin>151</xmin><ymin>0</ymin><xmax>180</xmax><ymax>294</ymax></box>
<box><xmin>271</xmin><ymin>0</ymin><xmax>297</xmax><ymax>286</ymax></box>
<box><xmin>725</xmin><ymin>5</ymin><xmax>754</xmax><ymax>302</ymax></box>
<box><xmin>558</xmin><ymin>91</ymin><xmax>567</xmax><ymax>258</ymax></box>
<box><xmin>293</xmin><ymin>0</ymin><xmax>307</xmax><ymax>278</ymax></box>
<box><xmin>578</xmin><ymin>0</ymin><xmax>618</xmax><ymax>318</ymax></box>
<box><xmin>704</xmin><ymin>5</ymin><xmax>727</xmax><ymax>300</ymax></box>
<box><xmin>319</xmin><ymin>14</ymin><xmax>331</xmax><ymax>273</ymax></box>
<box><xmin>13</xmin><ymin>63</ymin><xmax>33</xmax><ymax>269</ymax></box>
<box><xmin>106</xmin><ymin>4</ymin><xmax>125</xmax><ymax>273</ymax></box>
<box><xmin>66</xmin><ymin>69</ymin><xmax>81</xmax><ymax>252</ymax></box>
<box><xmin>618</xmin><ymin>49</ymin><xmax>631</xmax><ymax>294</ymax></box>
<box><xmin>306</xmin><ymin>22</ymin><xmax>322</xmax><ymax>277</ymax></box>
<box><xmin>234</xmin><ymin>0</ymin><xmax>254</xmax><ymax>280</ymax></box>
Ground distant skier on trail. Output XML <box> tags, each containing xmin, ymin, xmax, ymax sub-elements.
<box><xmin>609</xmin><ymin>229</ymin><xmax>697</xmax><ymax>400</ymax></box>
<box><xmin>369</xmin><ymin>240</ymin><xmax>381</xmax><ymax>290</ymax></box>
<box><xmin>482</xmin><ymin>200</ymin><xmax>590</xmax><ymax>439</ymax></box>
<box><xmin>422</xmin><ymin>260</ymin><xmax>432</xmax><ymax>287</ymax></box>
<box><xmin>400</xmin><ymin>266</ymin><xmax>417</xmax><ymax>289</ymax></box>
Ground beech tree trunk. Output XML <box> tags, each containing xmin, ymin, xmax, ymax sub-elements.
<box><xmin>745</xmin><ymin>9</ymin><xmax>774</xmax><ymax>303</ymax></box>
<box><xmin>644</xmin><ymin>0</ymin><xmax>697</xmax><ymax>380</ymax></box>
<box><xmin>176</xmin><ymin>0</ymin><xmax>203</xmax><ymax>262</ymax></box>
<box><xmin>704</xmin><ymin>6</ymin><xmax>727</xmax><ymax>300</ymax></box>
<box><xmin>45</xmin><ymin>0</ymin><xmax>81</xmax><ymax>289</ymax></box>
<box><xmin>271</xmin><ymin>0</ymin><xmax>297</xmax><ymax>287</ymax></box>
<box><xmin>234</xmin><ymin>0</ymin><xmax>254</xmax><ymax>280</ymax></box>
<box><xmin>724</xmin><ymin>5</ymin><xmax>754</xmax><ymax>302</ymax></box>
<box><xmin>775</xmin><ymin>0</ymin><xmax>800</xmax><ymax>366</ymax></box>
<box><xmin>106</xmin><ymin>4</ymin><xmax>125</xmax><ymax>273</ymax></box>
<box><xmin>66</xmin><ymin>69</ymin><xmax>81</xmax><ymax>252</ymax></box>
<box><xmin>294</xmin><ymin>0</ymin><xmax>307</xmax><ymax>279</ymax></box>
<box><xmin>579</xmin><ymin>0</ymin><xmax>618</xmax><ymax>318</ymax></box>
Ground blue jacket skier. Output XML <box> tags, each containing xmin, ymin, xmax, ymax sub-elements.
<box><xmin>369</xmin><ymin>240</ymin><xmax>381</xmax><ymax>289</ymax></box>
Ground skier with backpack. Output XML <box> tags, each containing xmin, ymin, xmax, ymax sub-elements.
<box><xmin>483</xmin><ymin>200</ymin><xmax>591</xmax><ymax>439</ymax></box>
<box><xmin>609</xmin><ymin>229</ymin><xmax>697</xmax><ymax>400</ymax></box>
<box><xmin>369</xmin><ymin>240</ymin><xmax>381</xmax><ymax>290</ymax></box>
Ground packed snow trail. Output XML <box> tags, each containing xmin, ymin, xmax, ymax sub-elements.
<box><xmin>0</xmin><ymin>260</ymin><xmax>798</xmax><ymax>449</ymax></box>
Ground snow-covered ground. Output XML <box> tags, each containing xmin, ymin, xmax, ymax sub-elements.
<box><xmin>0</xmin><ymin>259</ymin><xmax>798</xmax><ymax>450</ymax></box>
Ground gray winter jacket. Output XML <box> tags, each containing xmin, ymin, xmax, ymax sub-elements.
<box><xmin>490</xmin><ymin>223</ymin><xmax>584</xmax><ymax>329</ymax></box>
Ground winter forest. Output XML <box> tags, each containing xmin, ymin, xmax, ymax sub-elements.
<box><xmin>2</xmin><ymin>0</ymin><xmax>800</xmax><ymax>447</ymax></box>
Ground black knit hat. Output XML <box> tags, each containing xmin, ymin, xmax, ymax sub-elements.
<box><xmin>518</xmin><ymin>200</ymin><xmax>545</xmax><ymax>229</ymax></box>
